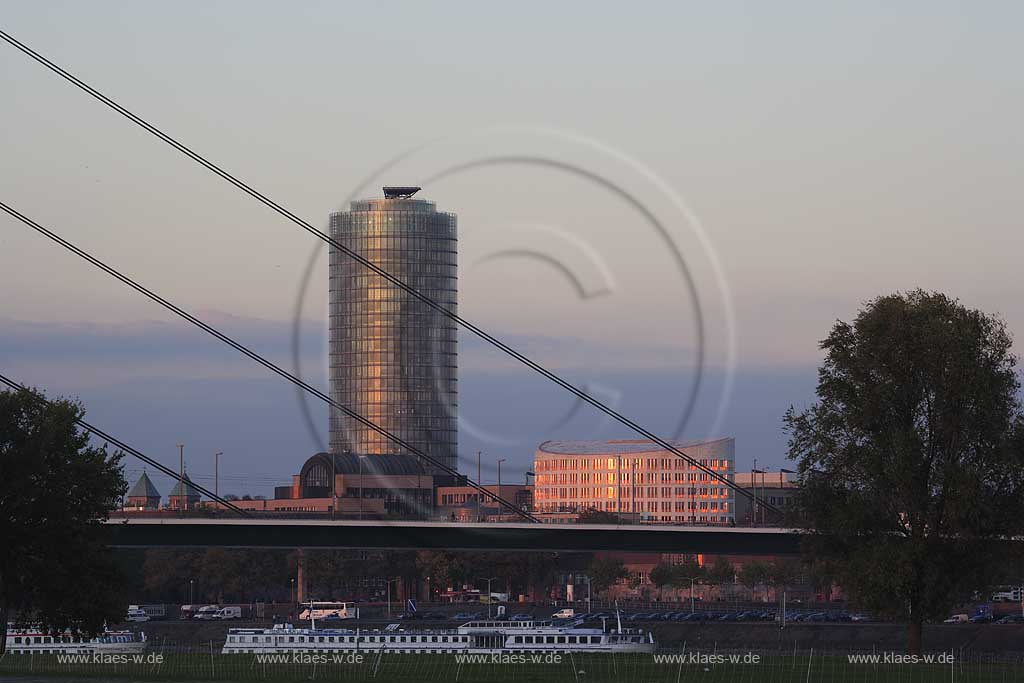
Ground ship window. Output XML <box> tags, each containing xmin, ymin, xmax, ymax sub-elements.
<box><xmin>13</xmin><ymin>637</ymin><xmax>20</xmax><ymax>644</ymax></box>
<box><xmin>568</xmin><ymin>636</ymin><xmax>576</xmax><ymax>643</ymax></box>
<box><xmin>514</xmin><ymin>636</ymin><xmax>522</xmax><ymax>643</ymax></box>
<box><xmin>557</xmin><ymin>637</ymin><xmax>566</xmax><ymax>643</ymax></box>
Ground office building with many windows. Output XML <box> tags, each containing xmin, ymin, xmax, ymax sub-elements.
<box><xmin>533</xmin><ymin>438</ymin><xmax>736</xmax><ymax>524</ymax></box>
<box><xmin>328</xmin><ymin>187</ymin><xmax>458</xmax><ymax>474</ymax></box>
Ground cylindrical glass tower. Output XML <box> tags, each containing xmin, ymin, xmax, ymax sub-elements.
<box><xmin>328</xmin><ymin>188</ymin><xmax>458</xmax><ymax>474</ymax></box>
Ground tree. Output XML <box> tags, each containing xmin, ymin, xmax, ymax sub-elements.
<box><xmin>707</xmin><ymin>557</ymin><xmax>736</xmax><ymax>598</ymax></box>
<box><xmin>737</xmin><ymin>562</ymin><xmax>770</xmax><ymax>601</ymax></box>
<box><xmin>670</xmin><ymin>560</ymin><xmax>706</xmax><ymax>608</ymax></box>
<box><xmin>576</xmin><ymin>508</ymin><xmax>623</xmax><ymax>524</ymax></box>
<box><xmin>0</xmin><ymin>387</ymin><xmax>127</xmax><ymax>653</ymax></box>
<box><xmin>588</xmin><ymin>556</ymin><xmax>628</xmax><ymax>594</ymax></box>
<box><xmin>648</xmin><ymin>563</ymin><xmax>672</xmax><ymax>588</ymax></box>
<box><xmin>805</xmin><ymin>560</ymin><xmax>836</xmax><ymax>602</ymax></box>
<box><xmin>785</xmin><ymin>290</ymin><xmax>1024</xmax><ymax>654</ymax></box>
<box><xmin>768</xmin><ymin>559</ymin><xmax>801</xmax><ymax>597</ymax></box>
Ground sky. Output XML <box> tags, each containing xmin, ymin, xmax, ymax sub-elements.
<box><xmin>1</xmin><ymin>2</ymin><xmax>1022</xmax><ymax>496</ymax></box>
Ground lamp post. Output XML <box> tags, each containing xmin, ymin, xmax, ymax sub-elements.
<box><xmin>385</xmin><ymin>577</ymin><xmax>399</xmax><ymax>618</ymax></box>
<box><xmin>290</xmin><ymin>578</ymin><xmax>295</xmax><ymax>606</ymax></box>
<box><xmin>751</xmin><ymin>458</ymin><xmax>757</xmax><ymax>527</ymax></box>
<box><xmin>189</xmin><ymin>579</ymin><xmax>194</xmax><ymax>605</ymax></box>
<box><xmin>497</xmin><ymin>458</ymin><xmax>506</xmax><ymax>515</ymax></box>
<box><xmin>214</xmin><ymin>452</ymin><xmax>222</xmax><ymax>502</ymax></box>
<box><xmin>477</xmin><ymin>450</ymin><xmax>482</xmax><ymax>522</ymax></box>
<box><xmin>680</xmin><ymin>576</ymin><xmax>699</xmax><ymax>613</ymax></box>
<box><xmin>761</xmin><ymin>466</ymin><xmax>769</xmax><ymax>526</ymax></box>
<box><xmin>478</xmin><ymin>577</ymin><xmax>498</xmax><ymax>618</ymax></box>
<box><xmin>177</xmin><ymin>442</ymin><xmax>185</xmax><ymax>489</ymax></box>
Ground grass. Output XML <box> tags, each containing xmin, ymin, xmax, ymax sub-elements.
<box><xmin>1</xmin><ymin>650</ymin><xmax>1023</xmax><ymax>682</ymax></box>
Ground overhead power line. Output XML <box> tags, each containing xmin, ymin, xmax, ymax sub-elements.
<box><xmin>0</xmin><ymin>373</ymin><xmax>248</xmax><ymax>517</ymax></box>
<box><xmin>0</xmin><ymin>28</ymin><xmax>779</xmax><ymax>515</ymax></box>
<box><xmin>0</xmin><ymin>200</ymin><xmax>538</xmax><ymax>523</ymax></box>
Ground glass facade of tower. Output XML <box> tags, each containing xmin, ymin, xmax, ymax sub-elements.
<box><xmin>328</xmin><ymin>196</ymin><xmax>458</xmax><ymax>473</ymax></box>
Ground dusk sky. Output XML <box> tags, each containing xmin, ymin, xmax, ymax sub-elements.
<box><xmin>2</xmin><ymin>2</ymin><xmax>1021</xmax><ymax>496</ymax></box>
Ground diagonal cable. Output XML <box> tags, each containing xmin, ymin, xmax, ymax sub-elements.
<box><xmin>0</xmin><ymin>373</ymin><xmax>248</xmax><ymax>516</ymax></box>
<box><xmin>0</xmin><ymin>28</ymin><xmax>778</xmax><ymax>515</ymax></box>
<box><xmin>0</xmin><ymin>200</ymin><xmax>538</xmax><ymax>522</ymax></box>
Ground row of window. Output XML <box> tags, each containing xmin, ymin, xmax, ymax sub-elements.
<box><xmin>332</xmin><ymin>413</ymin><xmax>456</xmax><ymax>425</ymax></box>
<box><xmin>535</xmin><ymin>486</ymin><xmax>731</xmax><ymax>500</ymax></box>
<box><xmin>229</xmin><ymin>634</ymin><xmax>469</xmax><ymax>644</ymax></box>
<box><xmin>335</xmin><ymin>339</ymin><xmax>455</xmax><ymax>352</ymax></box>
<box><xmin>331</xmin><ymin>280</ymin><xmax>457</xmax><ymax>295</ymax></box>
<box><xmin>332</xmin><ymin>215</ymin><xmax>456</xmax><ymax>234</ymax></box>
<box><xmin>535</xmin><ymin>457</ymin><xmax>732</xmax><ymax>471</ymax></box>
<box><xmin>537</xmin><ymin>471</ymin><xmax>727</xmax><ymax>485</ymax></box>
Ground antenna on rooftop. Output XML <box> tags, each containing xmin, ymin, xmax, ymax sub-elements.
<box><xmin>382</xmin><ymin>186</ymin><xmax>421</xmax><ymax>198</ymax></box>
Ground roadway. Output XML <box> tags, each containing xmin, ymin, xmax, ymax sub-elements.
<box><xmin>103</xmin><ymin>519</ymin><xmax>803</xmax><ymax>554</ymax></box>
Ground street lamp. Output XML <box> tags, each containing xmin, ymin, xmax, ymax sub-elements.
<box><xmin>189</xmin><ymin>579</ymin><xmax>194</xmax><ymax>605</ymax></box>
<box><xmin>214</xmin><ymin>452</ymin><xmax>223</xmax><ymax>501</ymax></box>
<box><xmin>177</xmin><ymin>442</ymin><xmax>185</xmax><ymax>488</ymax></box>
<box><xmin>385</xmin><ymin>577</ymin><xmax>400</xmax><ymax>618</ymax></box>
<box><xmin>680</xmin><ymin>576</ymin><xmax>700</xmax><ymax>613</ymax></box>
<box><xmin>290</xmin><ymin>578</ymin><xmax>295</xmax><ymax>605</ymax></box>
<box><xmin>478</xmin><ymin>577</ymin><xmax>499</xmax><ymax>618</ymax></box>
<box><xmin>497</xmin><ymin>458</ymin><xmax>507</xmax><ymax>517</ymax></box>
<box><xmin>580</xmin><ymin>574</ymin><xmax>592</xmax><ymax>613</ymax></box>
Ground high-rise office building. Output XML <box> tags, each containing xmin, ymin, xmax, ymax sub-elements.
<box><xmin>328</xmin><ymin>187</ymin><xmax>458</xmax><ymax>473</ymax></box>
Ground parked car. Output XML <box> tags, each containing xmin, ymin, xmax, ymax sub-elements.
<box><xmin>969</xmin><ymin>613</ymin><xmax>994</xmax><ymax>624</ymax></box>
<box><xmin>396</xmin><ymin>612</ymin><xmax>422</xmax><ymax>620</ymax></box>
<box><xmin>995</xmin><ymin>615</ymin><xmax>1024</xmax><ymax>624</ymax></box>
<box><xmin>510</xmin><ymin>614</ymin><xmax>533</xmax><ymax>621</ymax></box>
<box><xmin>454</xmin><ymin>612</ymin><xmax>479</xmax><ymax>620</ymax></box>
<box><xmin>552</xmin><ymin>608</ymin><xmax>576</xmax><ymax>619</ymax></box>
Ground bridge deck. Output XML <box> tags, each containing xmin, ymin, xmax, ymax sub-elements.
<box><xmin>103</xmin><ymin>519</ymin><xmax>803</xmax><ymax>554</ymax></box>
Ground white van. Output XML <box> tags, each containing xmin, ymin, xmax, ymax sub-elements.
<box><xmin>991</xmin><ymin>587</ymin><xmax>1022</xmax><ymax>602</ymax></box>
<box><xmin>125</xmin><ymin>607</ymin><xmax>150</xmax><ymax>623</ymax></box>
<box><xmin>214</xmin><ymin>606</ymin><xmax>242</xmax><ymax>620</ymax></box>
<box><xmin>552</xmin><ymin>608</ymin><xmax>576</xmax><ymax>619</ymax></box>
<box><xmin>943</xmin><ymin>614</ymin><xmax>968</xmax><ymax>623</ymax></box>
<box><xmin>193</xmin><ymin>605</ymin><xmax>221</xmax><ymax>620</ymax></box>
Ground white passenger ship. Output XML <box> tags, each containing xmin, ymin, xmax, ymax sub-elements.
<box><xmin>4</xmin><ymin>627</ymin><xmax>146</xmax><ymax>655</ymax></box>
<box><xmin>223</xmin><ymin>619</ymin><xmax>654</xmax><ymax>655</ymax></box>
